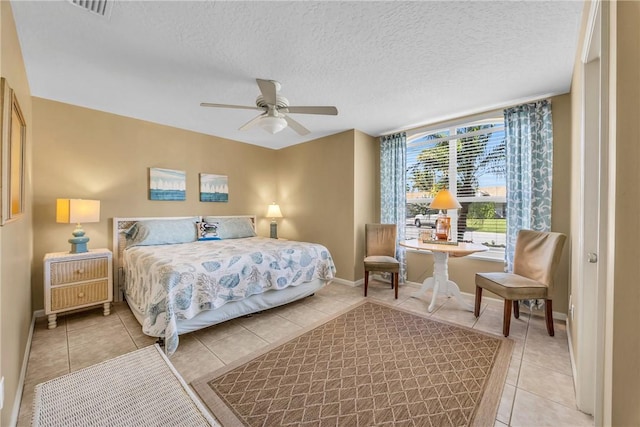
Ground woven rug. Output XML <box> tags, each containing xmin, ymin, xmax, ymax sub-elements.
<box><xmin>192</xmin><ymin>300</ymin><xmax>513</xmax><ymax>427</ymax></box>
<box><xmin>32</xmin><ymin>345</ymin><xmax>216</xmax><ymax>426</ymax></box>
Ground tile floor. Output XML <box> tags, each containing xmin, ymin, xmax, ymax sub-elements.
<box><xmin>17</xmin><ymin>280</ymin><xmax>594</xmax><ymax>426</ymax></box>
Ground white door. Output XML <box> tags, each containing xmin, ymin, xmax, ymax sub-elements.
<box><xmin>575</xmin><ymin>0</ymin><xmax>608</xmax><ymax>422</ymax></box>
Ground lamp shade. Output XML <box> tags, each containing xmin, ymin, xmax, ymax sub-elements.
<box><xmin>266</xmin><ymin>203</ymin><xmax>283</xmax><ymax>219</ymax></box>
<box><xmin>56</xmin><ymin>199</ymin><xmax>100</xmax><ymax>224</ymax></box>
<box><xmin>260</xmin><ymin>115</ymin><xmax>287</xmax><ymax>134</ymax></box>
<box><xmin>429</xmin><ymin>189</ymin><xmax>462</xmax><ymax>210</ymax></box>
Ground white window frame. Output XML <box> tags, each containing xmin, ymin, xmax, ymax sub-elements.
<box><xmin>406</xmin><ymin>111</ymin><xmax>506</xmax><ymax>260</ymax></box>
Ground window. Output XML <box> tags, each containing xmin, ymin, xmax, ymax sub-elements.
<box><xmin>406</xmin><ymin>115</ymin><xmax>506</xmax><ymax>256</ymax></box>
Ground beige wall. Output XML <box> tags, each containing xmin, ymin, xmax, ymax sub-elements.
<box><xmin>32</xmin><ymin>98</ymin><xmax>277</xmax><ymax>310</ymax></box>
<box><xmin>353</xmin><ymin>130</ymin><xmax>378</xmax><ymax>280</ymax></box>
<box><xmin>404</xmin><ymin>94</ymin><xmax>573</xmax><ymax>314</ymax></box>
<box><xmin>274</xmin><ymin>129</ymin><xmax>378</xmax><ymax>283</ymax></box>
<box><xmin>550</xmin><ymin>94</ymin><xmax>572</xmax><ymax>313</ymax></box>
<box><xmin>275</xmin><ymin>130</ymin><xmax>357</xmax><ymax>281</ymax></box>
<box><xmin>611</xmin><ymin>2</ymin><xmax>640</xmax><ymax>424</ymax></box>
<box><xmin>0</xmin><ymin>2</ymin><xmax>33</xmax><ymax>425</ymax></box>
<box><xmin>32</xmin><ymin>105</ymin><xmax>379</xmax><ymax>298</ymax></box>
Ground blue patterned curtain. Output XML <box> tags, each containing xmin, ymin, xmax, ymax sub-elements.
<box><xmin>380</xmin><ymin>132</ymin><xmax>407</xmax><ymax>283</ymax></box>
<box><xmin>504</xmin><ymin>100</ymin><xmax>553</xmax><ymax>271</ymax></box>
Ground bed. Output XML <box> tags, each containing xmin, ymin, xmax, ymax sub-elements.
<box><xmin>113</xmin><ymin>216</ymin><xmax>336</xmax><ymax>355</ymax></box>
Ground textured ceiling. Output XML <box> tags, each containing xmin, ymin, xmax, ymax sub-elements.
<box><xmin>11</xmin><ymin>1</ymin><xmax>584</xmax><ymax>150</ymax></box>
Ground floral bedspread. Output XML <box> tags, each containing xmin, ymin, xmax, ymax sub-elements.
<box><xmin>123</xmin><ymin>237</ymin><xmax>336</xmax><ymax>355</ymax></box>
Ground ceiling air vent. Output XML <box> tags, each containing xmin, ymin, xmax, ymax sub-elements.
<box><xmin>68</xmin><ymin>0</ymin><xmax>112</xmax><ymax>18</ymax></box>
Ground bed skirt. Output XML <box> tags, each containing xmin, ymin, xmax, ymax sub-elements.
<box><xmin>126</xmin><ymin>278</ymin><xmax>328</xmax><ymax>336</ymax></box>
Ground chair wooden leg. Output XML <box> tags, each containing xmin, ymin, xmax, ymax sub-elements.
<box><xmin>545</xmin><ymin>299</ymin><xmax>555</xmax><ymax>336</ymax></box>
<box><xmin>394</xmin><ymin>273</ymin><xmax>399</xmax><ymax>299</ymax></box>
<box><xmin>364</xmin><ymin>271</ymin><xmax>369</xmax><ymax>297</ymax></box>
<box><xmin>474</xmin><ymin>287</ymin><xmax>482</xmax><ymax>317</ymax></box>
<box><xmin>513</xmin><ymin>300</ymin><xmax>520</xmax><ymax>319</ymax></box>
<box><xmin>390</xmin><ymin>274</ymin><xmax>394</xmax><ymax>289</ymax></box>
<box><xmin>503</xmin><ymin>300</ymin><xmax>512</xmax><ymax>337</ymax></box>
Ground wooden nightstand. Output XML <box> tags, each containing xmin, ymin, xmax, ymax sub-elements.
<box><xmin>44</xmin><ymin>248</ymin><xmax>113</xmax><ymax>329</ymax></box>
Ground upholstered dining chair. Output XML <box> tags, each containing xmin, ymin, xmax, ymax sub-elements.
<box><xmin>474</xmin><ymin>229</ymin><xmax>567</xmax><ymax>337</ymax></box>
<box><xmin>364</xmin><ymin>224</ymin><xmax>400</xmax><ymax>299</ymax></box>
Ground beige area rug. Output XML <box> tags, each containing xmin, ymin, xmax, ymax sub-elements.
<box><xmin>192</xmin><ymin>300</ymin><xmax>513</xmax><ymax>427</ymax></box>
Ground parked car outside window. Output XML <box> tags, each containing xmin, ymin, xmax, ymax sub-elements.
<box><xmin>414</xmin><ymin>209</ymin><xmax>439</xmax><ymax>227</ymax></box>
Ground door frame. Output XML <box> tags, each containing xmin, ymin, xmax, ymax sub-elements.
<box><xmin>575</xmin><ymin>0</ymin><xmax>610</xmax><ymax>423</ymax></box>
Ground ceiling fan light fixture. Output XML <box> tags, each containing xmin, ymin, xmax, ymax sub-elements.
<box><xmin>259</xmin><ymin>115</ymin><xmax>287</xmax><ymax>134</ymax></box>
<box><xmin>201</xmin><ymin>78</ymin><xmax>336</xmax><ymax>136</ymax></box>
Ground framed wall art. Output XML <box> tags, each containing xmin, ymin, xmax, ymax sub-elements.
<box><xmin>199</xmin><ymin>173</ymin><xmax>228</xmax><ymax>202</ymax></box>
<box><xmin>149</xmin><ymin>167</ymin><xmax>186</xmax><ymax>201</ymax></box>
<box><xmin>1</xmin><ymin>78</ymin><xmax>26</xmax><ymax>225</ymax></box>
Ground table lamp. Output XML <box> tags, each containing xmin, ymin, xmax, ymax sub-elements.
<box><xmin>56</xmin><ymin>199</ymin><xmax>100</xmax><ymax>253</ymax></box>
<box><xmin>266</xmin><ymin>202</ymin><xmax>283</xmax><ymax>239</ymax></box>
<box><xmin>429</xmin><ymin>189</ymin><xmax>461</xmax><ymax>240</ymax></box>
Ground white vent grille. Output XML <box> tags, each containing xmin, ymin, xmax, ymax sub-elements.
<box><xmin>68</xmin><ymin>0</ymin><xmax>112</xmax><ymax>18</ymax></box>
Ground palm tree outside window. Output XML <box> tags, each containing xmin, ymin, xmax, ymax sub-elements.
<box><xmin>405</xmin><ymin>117</ymin><xmax>507</xmax><ymax>258</ymax></box>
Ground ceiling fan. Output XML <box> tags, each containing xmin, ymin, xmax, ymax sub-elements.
<box><xmin>200</xmin><ymin>79</ymin><xmax>338</xmax><ymax>136</ymax></box>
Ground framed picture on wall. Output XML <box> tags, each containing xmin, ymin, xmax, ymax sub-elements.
<box><xmin>199</xmin><ymin>173</ymin><xmax>228</xmax><ymax>202</ymax></box>
<box><xmin>149</xmin><ymin>167</ymin><xmax>186</xmax><ymax>201</ymax></box>
<box><xmin>1</xmin><ymin>78</ymin><xmax>26</xmax><ymax>225</ymax></box>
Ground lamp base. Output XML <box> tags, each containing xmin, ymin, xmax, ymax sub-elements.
<box><xmin>270</xmin><ymin>221</ymin><xmax>278</xmax><ymax>239</ymax></box>
<box><xmin>434</xmin><ymin>215</ymin><xmax>451</xmax><ymax>241</ymax></box>
<box><xmin>69</xmin><ymin>225</ymin><xmax>90</xmax><ymax>253</ymax></box>
<box><xmin>69</xmin><ymin>237</ymin><xmax>90</xmax><ymax>253</ymax></box>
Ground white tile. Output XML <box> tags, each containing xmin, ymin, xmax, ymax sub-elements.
<box><xmin>301</xmin><ymin>294</ymin><xmax>352</xmax><ymax>314</ymax></box>
<box><xmin>430</xmin><ymin>301</ymin><xmax>478</xmax><ymax>328</ymax></box>
<box><xmin>237</xmin><ymin>312</ymin><xmax>302</xmax><ymax>343</ymax></box>
<box><xmin>274</xmin><ymin>303</ymin><xmax>332</xmax><ymax>327</ymax></box>
<box><xmin>523</xmin><ymin>327</ymin><xmax>572</xmax><ymax>376</ymax></box>
<box><xmin>18</xmin><ymin>290</ymin><xmax>589</xmax><ymax>427</ymax></box>
<box><xmin>474</xmin><ymin>305</ymin><xmax>528</xmax><ymax>340</ymax></box>
<box><xmin>505</xmin><ymin>354</ymin><xmax>521</xmax><ymax>386</ymax></box>
<box><xmin>194</xmin><ymin>318</ymin><xmax>247</xmax><ymax>345</ymax></box>
<box><xmin>396</xmin><ymin>296</ymin><xmax>436</xmax><ymax>315</ymax></box>
<box><xmin>316</xmin><ymin>282</ymin><xmax>364</xmax><ymax>303</ymax></box>
<box><xmin>517</xmin><ymin>361</ymin><xmax>577</xmax><ymax>408</ymax></box>
<box><xmin>497</xmin><ymin>384</ymin><xmax>516</xmax><ymax>424</ymax></box>
<box><xmin>67</xmin><ymin>322</ymin><xmax>136</xmax><ymax>371</ymax></box>
<box><xmin>65</xmin><ymin>306</ymin><xmax>122</xmax><ymax>331</ymax></box>
<box><xmin>169</xmin><ymin>334</ymin><xmax>225</xmax><ymax>383</ymax></box>
<box><xmin>205</xmin><ymin>328</ymin><xmax>269</xmax><ymax>364</ymax></box>
<box><xmin>511</xmin><ymin>389</ymin><xmax>593</xmax><ymax>427</ymax></box>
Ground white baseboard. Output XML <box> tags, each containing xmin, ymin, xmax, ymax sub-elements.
<box><xmin>9</xmin><ymin>311</ymin><xmax>37</xmax><ymax>427</ymax></box>
<box><xmin>405</xmin><ymin>280</ymin><xmax>422</xmax><ymax>289</ymax></box>
<box><xmin>566</xmin><ymin>318</ymin><xmax>578</xmax><ymax>390</ymax></box>
<box><xmin>330</xmin><ymin>277</ymin><xmax>361</xmax><ymax>287</ymax></box>
<box><xmin>34</xmin><ymin>309</ymin><xmax>45</xmax><ymax>318</ymax></box>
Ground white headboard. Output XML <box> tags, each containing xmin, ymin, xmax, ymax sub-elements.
<box><xmin>112</xmin><ymin>215</ymin><xmax>257</xmax><ymax>301</ymax></box>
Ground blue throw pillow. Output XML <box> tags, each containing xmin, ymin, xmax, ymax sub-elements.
<box><xmin>213</xmin><ymin>217</ymin><xmax>256</xmax><ymax>239</ymax></box>
<box><xmin>125</xmin><ymin>218</ymin><xmax>198</xmax><ymax>247</ymax></box>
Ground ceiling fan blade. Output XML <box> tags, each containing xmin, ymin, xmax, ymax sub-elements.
<box><xmin>238</xmin><ymin>113</ymin><xmax>266</xmax><ymax>131</ymax></box>
<box><xmin>283</xmin><ymin>106</ymin><xmax>338</xmax><ymax>115</ymax></box>
<box><xmin>283</xmin><ymin>115</ymin><xmax>310</xmax><ymax>136</ymax></box>
<box><xmin>200</xmin><ymin>102</ymin><xmax>262</xmax><ymax>111</ymax></box>
<box><xmin>256</xmin><ymin>79</ymin><xmax>277</xmax><ymax>105</ymax></box>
